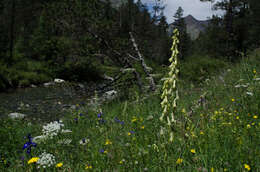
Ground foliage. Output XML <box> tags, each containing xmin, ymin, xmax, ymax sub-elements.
<box><xmin>179</xmin><ymin>55</ymin><xmax>228</xmax><ymax>85</ymax></box>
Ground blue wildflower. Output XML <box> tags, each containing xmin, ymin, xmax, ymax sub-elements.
<box><xmin>99</xmin><ymin>149</ymin><xmax>105</xmax><ymax>153</ymax></box>
<box><xmin>79</xmin><ymin>113</ymin><xmax>83</xmax><ymax>117</ymax></box>
<box><xmin>114</xmin><ymin>117</ymin><xmax>124</xmax><ymax>125</ymax></box>
<box><xmin>22</xmin><ymin>134</ymin><xmax>37</xmax><ymax>154</ymax></box>
<box><xmin>97</xmin><ymin>113</ymin><xmax>102</xmax><ymax>118</ymax></box>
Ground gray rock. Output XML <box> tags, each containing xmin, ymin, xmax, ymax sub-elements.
<box><xmin>54</xmin><ymin>78</ymin><xmax>65</xmax><ymax>83</ymax></box>
<box><xmin>44</xmin><ymin>82</ymin><xmax>55</xmax><ymax>87</ymax></box>
<box><xmin>8</xmin><ymin>112</ymin><xmax>26</xmax><ymax>119</ymax></box>
<box><xmin>104</xmin><ymin>90</ymin><xmax>117</xmax><ymax>100</ymax></box>
<box><xmin>78</xmin><ymin>84</ymin><xmax>85</xmax><ymax>89</ymax></box>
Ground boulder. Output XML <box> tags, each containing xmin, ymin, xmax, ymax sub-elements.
<box><xmin>8</xmin><ymin>112</ymin><xmax>26</xmax><ymax>119</ymax></box>
<box><xmin>54</xmin><ymin>78</ymin><xmax>65</xmax><ymax>83</ymax></box>
<box><xmin>44</xmin><ymin>82</ymin><xmax>55</xmax><ymax>87</ymax></box>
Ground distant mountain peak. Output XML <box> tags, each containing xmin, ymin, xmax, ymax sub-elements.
<box><xmin>168</xmin><ymin>14</ymin><xmax>209</xmax><ymax>40</ymax></box>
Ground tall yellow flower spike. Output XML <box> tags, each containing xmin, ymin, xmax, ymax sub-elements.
<box><xmin>160</xmin><ymin>29</ymin><xmax>179</xmax><ymax>142</ymax></box>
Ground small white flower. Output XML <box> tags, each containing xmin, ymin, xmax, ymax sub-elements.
<box><xmin>79</xmin><ymin>138</ymin><xmax>90</xmax><ymax>145</ymax></box>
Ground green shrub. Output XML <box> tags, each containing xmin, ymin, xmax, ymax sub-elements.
<box><xmin>55</xmin><ymin>60</ymin><xmax>102</xmax><ymax>82</ymax></box>
<box><xmin>180</xmin><ymin>55</ymin><xmax>228</xmax><ymax>84</ymax></box>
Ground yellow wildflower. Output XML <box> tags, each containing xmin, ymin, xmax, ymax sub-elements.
<box><xmin>247</xmin><ymin>124</ymin><xmax>251</xmax><ymax>129</ymax></box>
<box><xmin>105</xmin><ymin>139</ymin><xmax>112</xmax><ymax>145</ymax></box>
<box><xmin>119</xmin><ymin>159</ymin><xmax>125</xmax><ymax>164</ymax></box>
<box><xmin>231</xmin><ymin>98</ymin><xmax>235</xmax><ymax>102</ymax></box>
<box><xmin>182</xmin><ymin>108</ymin><xmax>186</xmax><ymax>113</ymax></box>
<box><xmin>211</xmin><ymin>167</ymin><xmax>214</xmax><ymax>172</ymax></box>
<box><xmin>140</xmin><ymin>126</ymin><xmax>145</xmax><ymax>129</ymax></box>
<box><xmin>131</xmin><ymin>117</ymin><xmax>137</xmax><ymax>123</ymax></box>
<box><xmin>253</xmin><ymin>115</ymin><xmax>258</xmax><ymax>119</ymax></box>
<box><xmin>236</xmin><ymin>116</ymin><xmax>239</xmax><ymax>120</ymax></box>
<box><xmin>244</xmin><ymin>164</ymin><xmax>250</xmax><ymax>171</ymax></box>
<box><xmin>253</xmin><ymin>69</ymin><xmax>256</xmax><ymax>74</ymax></box>
<box><xmin>190</xmin><ymin>149</ymin><xmax>196</xmax><ymax>154</ymax></box>
<box><xmin>128</xmin><ymin>132</ymin><xmax>131</xmax><ymax>136</ymax></box>
<box><xmin>200</xmin><ymin>131</ymin><xmax>204</xmax><ymax>135</ymax></box>
<box><xmin>252</xmin><ymin>122</ymin><xmax>255</xmax><ymax>126</ymax></box>
<box><xmin>28</xmin><ymin>157</ymin><xmax>39</xmax><ymax>164</ymax></box>
<box><xmin>224</xmin><ymin>168</ymin><xmax>227</xmax><ymax>171</ymax></box>
<box><xmin>85</xmin><ymin>164</ymin><xmax>92</xmax><ymax>169</ymax></box>
<box><xmin>56</xmin><ymin>162</ymin><xmax>63</xmax><ymax>168</ymax></box>
<box><xmin>176</xmin><ymin>158</ymin><xmax>183</xmax><ymax>164</ymax></box>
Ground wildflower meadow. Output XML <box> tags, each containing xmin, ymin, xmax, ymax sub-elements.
<box><xmin>0</xmin><ymin>30</ymin><xmax>260</xmax><ymax>172</ymax></box>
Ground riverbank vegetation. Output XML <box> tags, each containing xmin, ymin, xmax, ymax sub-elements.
<box><xmin>1</xmin><ymin>49</ymin><xmax>260</xmax><ymax>171</ymax></box>
<box><xmin>1</xmin><ymin>0</ymin><xmax>260</xmax><ymax>171</ymax></box>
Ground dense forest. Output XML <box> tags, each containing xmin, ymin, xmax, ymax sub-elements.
<box><xmin>0</xmin><ymin>0</ymin><xmax>260</xmax><ymax>91</ymax></box>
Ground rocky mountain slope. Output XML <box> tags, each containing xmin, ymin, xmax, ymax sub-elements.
<box><xmin>168</xmin><ymin>15</ymin><xmax>209</xmax><ymax>40</ymax></box>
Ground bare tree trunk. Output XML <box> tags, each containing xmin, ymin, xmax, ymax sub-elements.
<box><xmin>129</xmin><ymin>32</ymin><xmax>156</xmax><ymax>91</ymax></box>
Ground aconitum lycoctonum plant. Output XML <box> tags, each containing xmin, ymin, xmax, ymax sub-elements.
<box><xmin>160</xmin><ymin>29</ymin><xmax>180</xmax><ymax>142</ymax></box>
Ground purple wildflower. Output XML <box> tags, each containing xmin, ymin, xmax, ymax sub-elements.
<box><xmin>22</xmin><ymin>134</ymin><xmax>37</xmax><ymax>154</ymax></box>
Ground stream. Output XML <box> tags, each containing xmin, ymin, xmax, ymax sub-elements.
<box><xmin>0</xmin><ymin>82</ymin><xmax>102</xmax><ymax>122</ymax></box>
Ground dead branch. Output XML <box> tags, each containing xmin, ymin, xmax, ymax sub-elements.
<box><xmin>129</xmin><ymin>32</ymin><xmax>156</xmax><ymax>91</ymax></box>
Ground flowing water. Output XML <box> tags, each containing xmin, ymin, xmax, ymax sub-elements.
<box><xmin>0</xmin><ymin>83</ymin><xmax>98</xmax><ymax>122</ymax></box>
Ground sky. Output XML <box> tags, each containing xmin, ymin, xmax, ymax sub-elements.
<box><xmin>139</xmin><ymin>0</ymin><xmax>224</xmax><ymax>23</ymax></box>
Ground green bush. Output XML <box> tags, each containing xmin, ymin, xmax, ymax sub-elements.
<box><xmin>180</xmin><ymin>55</ymin><xmax>228</xmax><ymax>84</ymax></box>
<box><xmin>55</xmin><ymin>60</ymin><xmax>102</xmax><ymax>82</ymax></box>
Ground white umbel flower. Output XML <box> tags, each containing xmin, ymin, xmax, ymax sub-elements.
<box><xmin>37</xmin><ymin>152</ymin><xmax>56</xmax><ymax>168</ymax></box>
<box><xmin>42</xmin><ymin>121</ymin><xmax>64</xmax><ymax>139</ymax></box>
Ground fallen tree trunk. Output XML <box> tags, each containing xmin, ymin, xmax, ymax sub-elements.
<box><xmin>129</xmin><ymin>32</ymin><xmax>156</xmax><ymax>91</ymax></box>
<box><xmin>86</xmin><ymin>28</ymin><xmax>143</xmax><ymax>92</ymax></box>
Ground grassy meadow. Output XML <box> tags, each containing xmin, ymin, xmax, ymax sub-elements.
<box><xmin>0</xmin><ymin>50</ymin><xmax>260</xmax><ymax>171</ymax></box>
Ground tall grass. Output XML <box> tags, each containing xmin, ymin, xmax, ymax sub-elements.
<box><xmin>1</xmin><ymin>51</ymin><xmax>260</xmax><ymax>171</ymax></box>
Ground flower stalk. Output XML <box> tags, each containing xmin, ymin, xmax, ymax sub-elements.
<box><xmin>160</xmin><ymin>29</ymin><xmax>180</xmax><ymax>142</ymax></box>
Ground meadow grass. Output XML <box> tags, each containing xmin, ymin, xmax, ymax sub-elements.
<box><xmin>0</xmin><ymin>52</ymin><xmax>260</xmax><ymax>171</ymax></box>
